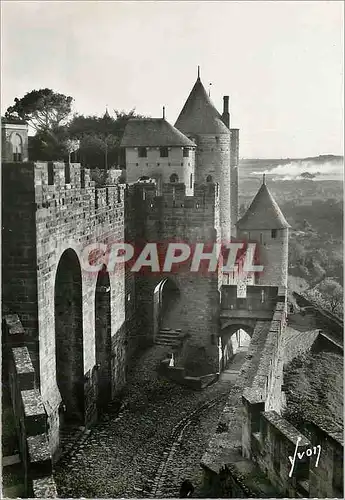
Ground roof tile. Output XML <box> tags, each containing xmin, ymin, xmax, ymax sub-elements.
<box><xmin>237</xmin><ymin>182</ymin><xmax>290</xmax><ymax>230</ymax></box>
<box><xmin>175</xmin><ymin>77</ymin><xmax>230</xmax><ymax>135</ymax></box>
<box><xmin>121</xmin><ymin>118</ymin><xmax>195</xmax><ymax>147</ymax></box>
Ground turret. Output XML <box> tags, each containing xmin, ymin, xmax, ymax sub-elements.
<box><xmin>236</xmin><ymin>175</ymin><xmax>290</xmax><ymax>287</ymax></box>
<box><xmin>1</xmin><ymin>118</ymin><xmax>29</xmax><ymax>162</ymax></box>
<box><xmin>175</xmin><ymin>69</ymin><xmax>231</xmax><ymax>242</ymax></box>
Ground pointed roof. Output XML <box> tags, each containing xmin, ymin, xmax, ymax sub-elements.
<box><xmin>237</xmin><ymin>178</ymin><xmax>290</xmax><ymax>230</ymax></box>
<box><xmin>121</xmin><ymin>118</ymin><xmax>195</xmax><ymax>147</ymax></box>
<box><xmin>175</xmin><ymin>76</ymin><xmax>230</xmax><ymax>135</ymax></box>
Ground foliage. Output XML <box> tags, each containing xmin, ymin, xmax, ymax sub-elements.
<box><xmin>5</xmin><ymin>88</ymin><xmax>73</xmax><ymax>134</ymax></box>
<box><xmin>68</xmin><ymin>109</ymin><xmax>147</xmax><ymax>169</ymax></box>
<box><xmin>316</xmin><ymin>278</ymin><xmax>343</xmax><ymax>313</ymax></box>
<box><xmin>5</xmin><ymin>89</ymin><xmax>75</xmax><ymax>161</ymax></box>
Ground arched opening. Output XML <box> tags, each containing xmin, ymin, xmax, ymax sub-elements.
<box><xmin>206</xmin><ymin>174</ymin><xmax>213</xmax><ymax>183</ymax></box>
<box><xmin>11</xmin><ymin>133</ymin><xmax>23</xmax><ymax>162</ymax></box>
<box><xmin>220</xmin><ymin>325</ymin><xmax>252</xmax><ymax>372</ymax></box>
<box><xmin>95</xmin><ymin>266</ymin><xmax>112</xmax><ymax>410</ymax></box>
<box><xmin>170</xmin><ymin>173</ymin><xmax>179</xmax><ymax>183</ymax></box>
<box><xmin>153</xmin><ymin>278</ymin><xmax>180</xmax><ymax>340</ymax></box>
<box><xmin>55</xmin><ymin>249</ymin><xmax>84</xmax><ymax>424</ymax></box>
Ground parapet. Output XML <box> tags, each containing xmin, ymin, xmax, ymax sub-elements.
<box><xmin>2</xmin><ymin>161</ymin><xmax>95</xmax><ymax>190</ymax></box>
<box><xmin>128</xmin><ymin>180</ymin><xmax>220</xmax><ymax>210</ymax></box>
<box><xmin>34</xmin><ymin>162</ymin><xmax>94</xmax><ymax>188</ymax></box>
<box><xmin>2</xmin><ymin>161</ymin><xmax>126</xmax><ymax>211</ymax></box>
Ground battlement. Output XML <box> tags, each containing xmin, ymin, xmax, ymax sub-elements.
<box><xmin>2</xmin><ymin>161</ymin><xmax>94</xmax><ymax>191</ymax></box>
<box><xmin>128</xmin><ymin>181</ymin><xmax>220</xmax><ymax>211</ymax></box>
<box><xmin>2</xmin><ymin>162</ymin><xmax>126</xmax><ymax>210</ymax></box>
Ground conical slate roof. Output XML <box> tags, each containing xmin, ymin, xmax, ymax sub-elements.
<box><xmin>237</xmin><ymin>179</ymin><xmax>290</xmax><ymax>230</ymax></box>
<box><xmin>121</xmin><ymin>118</ymin><xmax>195</xmax><ymax>147</ymax></box>
<box><xmin>175</xmin><ymin>77</ymin><xmax>230</xmax><ymax>135</ymax></box>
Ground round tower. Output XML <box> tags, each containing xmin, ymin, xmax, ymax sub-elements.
<box><xmin>175</xmin><ymin>70</ymin><xmax>231</xmax><ymax>242</ymax></box>
<box><xmin>236</xmin><ymin>176</ymin><xmax>290</xmax><ymax>288</ymax></box>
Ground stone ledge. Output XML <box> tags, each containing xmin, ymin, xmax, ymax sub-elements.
<box><xmin>21</xmin><ymin>389</ymin><xmax>45</xmax><ymax>418</ymax></box>
<box><xmin>159</xmin><ymin>360</ymin><xmax>218</xmax><ymax>390</ymax></box>
<box><xmin>32</xmin><ymin>475</ymin><xmax>57</xmax><ymax>498</ymax></box>
<box><xmin>262</xmin><ymin>410</ymin><xmax>309</xmax><ymax>446</ymax></box>
<box><xmin>4</xmin><ymin>314</ymin><xmax>25</xmax><ymax>335</ymax></box>
<box><xmin>27</xmin><ymin>434</ymin><xmax>51</xmax><ymax>464</ymax></box>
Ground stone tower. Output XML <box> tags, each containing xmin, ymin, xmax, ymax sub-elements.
<box><xmin>236</xmin><ymin>176</ymin><xmax>290</xmax><ymax>287</ymax></box>
<box><xmin>121</xmin><ymin>116</ymin><xmax>196</xmax><ymax>195</ymax></box>
<box><xmin>1</xmin><ymin>118</ymin><xmax>29</xmax><ymax>162</ymax></box>
<box><xmin>175</xmin><ymin>70</ymin><xmax>231</xmax><ymax>242</ymax></box>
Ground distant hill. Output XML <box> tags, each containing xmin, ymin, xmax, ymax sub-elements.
<box><xmin>240</xmin><ymin>154</ymin><xmax>343</xmax><ymax>164</ymax></box>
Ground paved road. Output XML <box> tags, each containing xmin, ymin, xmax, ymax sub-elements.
<box><xmin>54</xmin><ymin>346</ymin><xmax>247</xmax><ymax>498</ymax></box>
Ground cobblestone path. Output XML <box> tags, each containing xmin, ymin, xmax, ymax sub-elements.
<box><xmin>54</xmin><ymin>346</ymin><xmax>246</xmax><ymax>498</ymax></box>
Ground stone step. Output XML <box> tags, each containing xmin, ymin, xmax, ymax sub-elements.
<box><xmin>158</xmin><ymin>330</ymin><xmax>182</xmax><ymax>337</ymax></box>
<box><xmin>156</xmin><ymin>333</ymin><xmax>180</xmax><ymax>341</ymax></box>
<box><xmin>155</xmin><ymin>339</ymin><xmax>179</xmax><ymax>346</ymax></box>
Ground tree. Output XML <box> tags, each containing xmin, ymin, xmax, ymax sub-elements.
<box><xmin>68</xmin><ymin>109</ymin><xmax>147</xmax><ymax>170</ymax></box>
<box><xmin>5</xmin><ymin>88</ymin><xmax>73</xmax><ymax>134</ymax></box>
<box><xmin>316</xmin><ymin>279</ymin><xmax>343</xmax><ymax>314</ymax></box>
<box><xmin>6</xmin><ymin>89</ymin><xmax>74</xmax><ymax>161</ymax></box>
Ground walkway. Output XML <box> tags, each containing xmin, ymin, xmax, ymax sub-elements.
<box><xmin>54</xmin><ymin>345</ymin><xmax>247</xmax><ymax>498</ymax></box>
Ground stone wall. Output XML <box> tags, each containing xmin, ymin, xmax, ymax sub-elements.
<box><xmin>125</xmin><ymin>146</ymin><xmax>195</xmax><ymax>196</ymax></box>
<box><xmin>126</xmin><ymin>181</ymin><xmax>221</xmax><ymax>376</ymax></box>
<box><xmin>230</xmin><ymin>128</ymin><xmax>239</xmax><ymax>238</ymax></box>
<box><xmin>2</xmin><ymin>161</ymin><xmax>138</xmax><ymax>457</ymax></box>
<box><xmin>194</xmin><ymin>134</ymin><xmax>231</xmax><ymax>242</ymax></box>
<box><xmin>3</xmin><ymin>314</ymin><xmax>57</xmax><ymax>498</ymax></box>
<box><xmin>242</xmin><ymin>299</ymin><xmax>287</xmax><ymax>459</ymax></box>
<box><xmin>307</xmin><ymin>422</ymin><xmax>343</xmax><ymax>498</ymax></box>
<box><xmin>221</xmin><ymin>284</ymin><xmax>279</xmax><ymax>312</ymax></box>
<box><xmin>238</xmin><ymin>228</ymin><xmax>289</xmax><ymax>288</ymax></box>
<box><xmin>251</xmin><ymin>411</ymin><xmax>311</xmax><ymax>497</ymax></box>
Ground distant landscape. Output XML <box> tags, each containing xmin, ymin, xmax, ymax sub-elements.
<box><xmin>239</xmin><ymin>155</ymin><xmax>344</xmax><ymax>316</ymax></box>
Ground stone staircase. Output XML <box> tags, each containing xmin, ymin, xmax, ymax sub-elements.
<box><xmin>154</xmin><ymin>328</ymin><xmax>182</xmax><ymax>347</ymax></box>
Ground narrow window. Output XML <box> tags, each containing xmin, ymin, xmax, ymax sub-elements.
<box><xmin>80</xmin><ymin>169</ymin><xmax>85</xmax><ymax>188</ymax></box>
<box><xmin>160</xmin><ymin>147</ymin><xmax>168</xmax><ymax>158</ymax></box>
<box><xmin>206</xmin><ymin>175</ymin><xmax>213</xmax><ymax>182</ymax></box>
<box><xmin>64</xmin><ymin>163</ymin><xmax>71</xmax><ymax>184</ymax></box>
<box><xmin>48</xmin><ymin>163</ymin><xmax>54</xmax><ymax>185</ymax></box>
<box><xmin>190</xmin><ymin>173</ymin><xmax>193</xmax><ymax>188</ymax></box>
<box><xmin>138</xmin><ymin>147</ymin><xmax>147</xmax><ymax>158</ymax></box>
<box><xmin>260</xmin><ymin>233</ymin><xmax>263</xmax><ymax>244</ymax></box>
<box><xmin>271</xmin><ymin>229</ymin><xmax>277</xmax><ymax>239</ymax></box>
<box><xmin>170</xmin><ymin>173</ymin><xmax>178</xmax><ymax>183</ymax></box>
<box><xmin>261</xmin><ymin>290</ymin><xmax>265</xmax><ymax>303</ymax></box>
<box><xmin>183</xmin><ymin>148</ymin><xmax>189</xmax><ymax>158</ymax></box>
<box><xmin>11</xmin><ymin>133</ymin><xmax>23</xmax><ymax>162</ymax></box>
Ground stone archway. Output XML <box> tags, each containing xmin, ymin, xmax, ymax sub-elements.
<box><xmin>220</xmin><ymin>323</ymin><xmax>253</xmax><ymax>372</ymax></box>
<box><xmin>55</xmin><ymin>249</ymin><xmax>84</xmax><ymax>424</ymax></box>
<box><xmin>153</xmin><ymin>278</ymin><xmax>180</xmax><ymax>340</ymax></box>
<box><xmin>95</xmin><ymin>266</ymin><xmax>112</xmax><ymax>410</ymax></box>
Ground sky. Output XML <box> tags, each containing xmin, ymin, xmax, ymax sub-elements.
<box><xmin>1</xmin><ymin>1</ymin><xmax>344</xmax><ymax>158</ymax></box>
